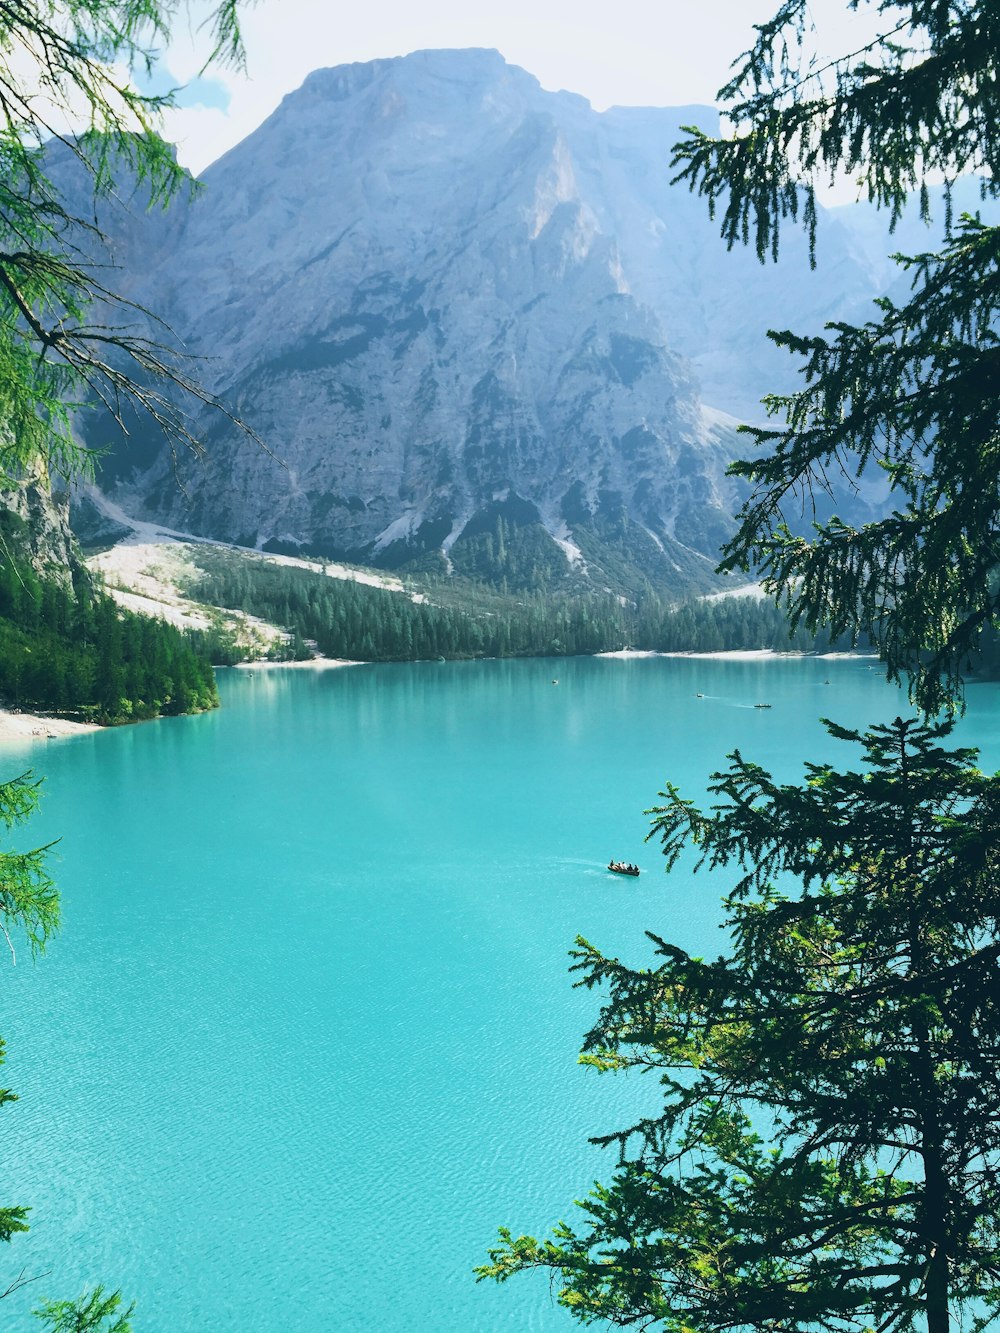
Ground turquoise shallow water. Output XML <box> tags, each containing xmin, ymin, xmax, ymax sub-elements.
<box><xmin>0</xmin><ymin>656</ymin><xmax>998</xmax><ymax>1331</ymax></box>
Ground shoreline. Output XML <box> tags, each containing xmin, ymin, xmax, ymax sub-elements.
<box><xmin>597</xmin><ymin>648</ymin><xmax>877</xmax><ymax>662</ymax></box>
<box><xmin>238</xmin><ymin>649</ymin><xmax>876</xmax><ymax>667</ymax></box>
<box><xmin>231</xmin><ymin>657</ymin><xmax>364</xmax><ymax>671</ymax></box>
<box><xmin>0</xmin><ymin>650</ymin><xmax>876</xmax><ymax>744</ymax></box>
<box><xmin>0</xmin><ymin>710</ymin><xmax>100</xmax><ymax>744</ymax></box>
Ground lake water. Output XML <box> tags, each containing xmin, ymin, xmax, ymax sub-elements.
<box><xmin>1</xmin><ymin>656</ymin><xmax>998</xmax><ymax>1331</ymax></box>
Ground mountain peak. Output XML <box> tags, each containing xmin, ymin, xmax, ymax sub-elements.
<box><xmin>292</xmin><ymin>47</ymin><xmax>541</xmax><ymax>106</ymax></box>
<box><xmin>68</xmin><ymin>49</ymin><xmax>885</xmax><ymax>594</ymax></box>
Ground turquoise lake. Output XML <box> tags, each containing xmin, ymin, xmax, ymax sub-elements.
<box><xmin>1</xmin><ymin>655</ymin><xmax>998</xmax><ymax>1331</ymax></box>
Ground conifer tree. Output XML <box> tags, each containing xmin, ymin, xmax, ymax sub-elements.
<box><xmin>0</xmin><ymin>772</ymin><xmax>59</xmax><ymax>1248</ymax></box>
<box><xmin>482</xmin><ymin>718</ymin><xmax>1000</xmax><ymax>1332</ymax></box>
<box><xmin>480</xmin><ymin>6</ymin><xmax>1000</xmax><ymax>1330</ymax></box>
<box><xmin>34</xmin><ymin>1286</ymin><xmax>134</xmax><ymax>1333</ymax></box>
<box><xmin>0</xmin><ymin>0</ymin><xmax>255</xmax><ymax>479</ymax></box>
<box><xmin>671</xmin><ymin>0</ymin><xmax>1000</xmax><ymax>714</ymax></box>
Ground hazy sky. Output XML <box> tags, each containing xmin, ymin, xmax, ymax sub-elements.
<box><xmin>155</xmin><ymin>0</ymin><xmax>879</xmax><ymax>177</ymax></box>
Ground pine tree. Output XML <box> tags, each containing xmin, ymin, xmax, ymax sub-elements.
<box><xmin>0</xmin><ymin>772</ymin><xmax>60</xmax><ymax>1243</ymax></box>
<box><xmin>482</xmin><ymin>718</ymin><xmax>1000</xmax><ymax>1332</ymax></box>
<box><xmin>480</xmin><ymin>7</ymin><xmax>1000</xmax><ymax>1330</ymax></box>
<box><xmin>671</xmin><ymin>0</ymin><xmax>1000</xmax><ymax>713</ymax></box>
<box><xmin>0</xmin><ymin>0</ymin><xmax>256</xmax><ymax>480</ymax></box>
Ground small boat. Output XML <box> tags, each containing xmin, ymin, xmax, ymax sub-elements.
<box><xmin>754</xmin><ymin>703</ymin><xmax>772</xmax><ymax>709</ymax></box>
<box><xmin>608</xmin><ymin>861</ymin><xmax>640</xmax><ymax>877</ymax></box>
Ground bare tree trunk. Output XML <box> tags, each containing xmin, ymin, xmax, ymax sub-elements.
<box><xmin>899</xmin><ymin>733</ymin><xmax>950</xmax><ymax>1333</ymax></box>
<box><xmin>923</xmin><ymin>1135</ymin><xmax>950</xmax><ymax>1333</ymax></box>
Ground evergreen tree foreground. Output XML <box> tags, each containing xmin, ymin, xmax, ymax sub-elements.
<box><xmin>479</xmin><ymin>5</ymin><xmax>1000</xmax><ymax>1331</ymax></box>
<box><xmin>482</xmin><ymin>717</ymin><xmax>1000</xmax><ymax>1332</ymax></box>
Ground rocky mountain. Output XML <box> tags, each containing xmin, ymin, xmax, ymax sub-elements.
<box><xmin>58</xmin><ymin>48</ymin><xmax>898</xmax><ymax>594</ymax></box>
<box><xmin>0</xmin><ymin>471</ymin><xmax>80</xmax><ymax>589</ymax></box>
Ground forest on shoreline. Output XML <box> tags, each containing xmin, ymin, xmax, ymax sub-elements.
<box><xmin>0</xmin><ymin>532</ymin><xmax>844</xmax><ymax>724</ymax></box>
<box><xmin>8</xmin><ymin>532</ymin><xmax>998</xmax><ymax>726</ymax></box>
<box><xmin>184</xmin><ymin>545</ymin><xmax>846</xmax><ymax>665</ymax></box>
<box><xmin>0</xmin><ymin>510</ymin><xmax>217</xmax><ymax>724</ymax></box>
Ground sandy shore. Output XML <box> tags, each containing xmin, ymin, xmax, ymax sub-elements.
<box><xmin>0</xmin><ymin>710</ymin><xmax>99</xmax><ymax>744</ymax></box>
<box><xmin>659</xmin><ymin>649</ymin><xmax>789</xmax><ymax>660</ymax></box>
<box><xmin>598</xmin><ymin>648</ymin><xmax>782</xmax><ymax>661</ymax></box>
<box><xmin>598</xmin><ymin>648</ymin><xmax>875</xmax><ymax>662</ymax></box>
<box><xmin>595</xmin><ymin>649</ymin><xmax>662</xmax><ymax>659</ymax></box>
<box><xmin>232</xmin><ymin>657</ymin><xmax>364</xmax><ymax>670</ymax></box>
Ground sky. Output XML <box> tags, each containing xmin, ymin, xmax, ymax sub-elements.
<box><xmin>151</xmin><ymin>0</ymin><xmax>883</xmax><ymax>178</ymax></box>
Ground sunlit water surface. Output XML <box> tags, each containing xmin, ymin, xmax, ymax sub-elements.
<box><xmin>1</xmin><ymin>656</ymin><xmax>998</xmax><ymax>1331</ymax></box>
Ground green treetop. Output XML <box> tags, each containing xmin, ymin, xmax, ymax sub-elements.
<box><xmin>0</xmin><ymin>0</ymin><xmax>254</xmax><ymax>482</ymax></box>
<box><xmin>672</xmin><ymin>0</ymin><xmax>1000</xmax><ymax>262</ymax></box>
<box><xmin>482</xmin><ymin>718</ymin><xmax>1000</xmax><ymax>1332</ymax></box>
<box><xmin>33</xmin><ymin>1286</ymin><xmax>134</xmax><ymax>1333</ymax></box>
<box><xmin>0</xmin><ymin>771</ymin><xmax>59</xmax><ymax>1247</ymax></box>
<box><xmin>479</xmin><ymin>7</ymin><xmax>1000</xmax><ymax>1333</ymax></box>
<box><xmin>672</xmin><ymin>1</ymin><xmax>1000</xmax><ymax>714</ymax></box>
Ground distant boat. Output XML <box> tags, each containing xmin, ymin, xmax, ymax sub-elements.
<box><xmin>608</xmin><ymin>861</ymin><xmax>640</xmax><ymax>877</ymax></box>
<box><xmin>754</xmin><ymin>703</ymin><xmax>773</xmax><ymax>709</ymax></box>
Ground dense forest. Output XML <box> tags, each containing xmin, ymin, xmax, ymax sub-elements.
<box><xmin>15</xmin><ymin>531</ymin><xmax>999</xmax><ymax>728</ymax></box>
<box><xmin>185</xmin><ymin>548</ymin><xmax>844</xmax><ymax>662</ymax></box>
<box><xmin>0</xmin><ymin>561</ymin><xmax>218</xmax><ymax>723</ymax></box>
<box><xmin>0</xmin><ymin>519</ymin><xmax>855</xmax><ymax>726</ymax></box>
<box><xmin>0</xmin><ymin>514</ymin><xmax>218</xmax><ymax>724</ymax></box>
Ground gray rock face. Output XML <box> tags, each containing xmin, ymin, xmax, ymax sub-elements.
<box><xmin>0</xmin><ymin>472</ymin><xmax>80</xmax><ymax>588</ymax></box>
<box><xmin>67</xmin><ymin>48</ymin><xmax>886</xmax><ymax>590</ymax></box>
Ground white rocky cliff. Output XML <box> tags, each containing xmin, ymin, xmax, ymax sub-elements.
<box><xmin>64</xmin><ymin>49</ymin><xmax>886</xmax><ymax>591</ymax></box>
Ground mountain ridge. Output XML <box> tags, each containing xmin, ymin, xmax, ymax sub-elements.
<box><xmin>57</xmin><ymin>48</ymin><xmax>906</xmax><ymax>593</ymax></box>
